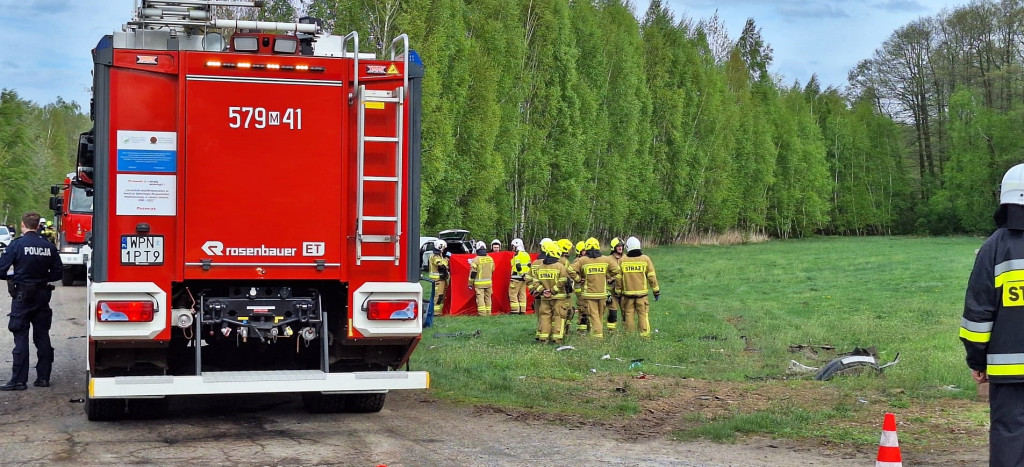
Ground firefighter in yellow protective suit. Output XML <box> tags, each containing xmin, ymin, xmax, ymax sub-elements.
<box><xmin>570</xmin><ymin>237</ymin><xmax>620</xmax><ymax>338</ymax></box>
<box><xmin>605</xmin><ymin>237</ymin><xmax>625</xmax><ymax>331</ymax></box>
<box><xmin>573</xmin><ymin>240</ymin><xmax>588</xmax><ymax>333</ymax></box>
<box><xmin>468</xmin><ymin>241</ymin><xmax>495</xmax><ymax>316</ymax></box>
<box><xmin>618</xmin><ymin>236</ymin><xmax>660</xmax><ymax>337</ymax></box>
<box><xmin>529</xmin><ymin>240</ymin><xmax>578</xmax><ymax>343</ymax></box>
<box><xmin>524</xmin><ymin>239</ymin><xmax>552</xmax><ymax>334</ymax></box>
<box><xmin>427</xmin><ymin>239</ymin><xmax>450</xmax><ymax>316</ymax></box>
<box><xmin>556</xmin><ymin>239</ymin><xmax>576</xmax><ymax>335</ymax></box>
<box><xmin>508</xmin><ymin>238</ymin><xmax>530</xmax><ymax>314</ymax></box>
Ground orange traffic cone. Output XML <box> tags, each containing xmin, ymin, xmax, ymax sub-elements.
<box><xmin>876</xmin><ymin>412</ymin><xmax>903</xmax><ymax>467</ymax></box>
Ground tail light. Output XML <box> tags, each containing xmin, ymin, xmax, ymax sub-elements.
<box><xmin>366</xmin><ymin>300</ymin><xmax>417</xmax><ymax>321</ymax></box>
<box><xmin>96</xmin><ymin>301</ymin><xmax>155</xmax><ymax>322</ymax></box>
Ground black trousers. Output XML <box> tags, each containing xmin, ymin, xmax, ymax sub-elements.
<box><xmin>991</xmin><ymin>382</ymin><xmax>1024</xmax><ymax>467</ymax></box>
<box><xmin>7</xmin><ymin>288</ymin><xmax>53</xmax><ymax>384</ymax></box>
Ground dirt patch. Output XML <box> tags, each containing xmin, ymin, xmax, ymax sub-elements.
<box><xmin>474</xmin><ymin>375</ymin><xmax>988</xmax><ymax>465</ymax></box>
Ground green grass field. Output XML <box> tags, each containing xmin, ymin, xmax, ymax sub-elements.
<box><xmin>412</xmin><ymin>236</ymin><xmax>989</xmax><ymax>447</ymax></box>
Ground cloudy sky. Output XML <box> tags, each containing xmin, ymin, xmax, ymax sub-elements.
<box><xmin>1</xmin><ymin>0</ymin><xmax>961</xmax><ymax>109</ymax></box>
<box><xmin>637</xmin><ymin>0</ymin><xmax>956</xmax><ymax>90</ymax></box>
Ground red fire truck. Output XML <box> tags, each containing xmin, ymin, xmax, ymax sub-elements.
<box><xmin>77</xmin><ymin>1</ymin><xmax>427</xmax><ymax>420</ymax></box>
<box><xmin>50</xmin><ymin>171</ymin><xmax>94</xmax><ymax>286</ymax></box>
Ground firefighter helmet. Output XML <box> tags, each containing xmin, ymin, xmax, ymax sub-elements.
<box><xmin>434</xmin><ymin>239</ymin><xmax>447</xmax><ymax>250</ymax></box>
<box><xmin>46</xmin><ymin>220</ymin><xmax>53</xmax><ymax>227</ymax></box>
<box><xmin>557</xmin><ymin>239</ymin><xmax>573</xmax><ymax>254</ymax></box>
<box><xmin>542</xmin><ymin>240</ymin><xmax>561</xmax><ymax>257</ymax></box>
<box><xmin>610</xmin><ymin>237</ymin><xmax>622</xmax><ymax>248</ymax></box>
<box><xmin>491</xmin><ymin>238</ymin><xmax>501</xmax><ymax>247</ymax></box>
<box><xmin>625</xmin><ymin>236</ymin><xmax>641</xmax><ymax>253</ymax></box>
<box><xmin>539</xmin><ymin>238</ymin><xmax>554</xmax><ymax>254</ymax></box>
<box><xmin>475</xmin><ymin>241</ymin><xmax>487</xmax><ymax>251</ymax></box>
<box><xmin>575</xmin><ymin>241</ymin><xmax>585</xmax><ymax>255</ymax></box>
<box><xmin>585</xmin><ymin>237</ymin><xmax>600</xmax><ymax>251</ymax></box>
<box><xmin>511</xmin><ymin>238</ymin><xmax>524</xmax><ymax>251</ymax></box>
<box><xmin>39</xmin><ymin>217</ymin><xmax>47</xmax><ymax>224</ymax></box>
<box><xmin>1002</xmin><ymin>163</ymin><xmax>1024</xmax><ymax>205</ymax></box>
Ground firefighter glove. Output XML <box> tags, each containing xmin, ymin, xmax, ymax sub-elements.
<box><xmin>654</xmin><ymin>292</ymin><xmax>660</xmax><ymax>302</ymax></box>
<box><xmin>606</xmin><ymin>295</ymin><xmax>612</xmax><ymax>305</ymax></box>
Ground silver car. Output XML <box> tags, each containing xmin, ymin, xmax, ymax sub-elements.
<box><xmin>0</xmin><ymin>225</ymin><xmax>11</xmax><ymax>255</ymax></box>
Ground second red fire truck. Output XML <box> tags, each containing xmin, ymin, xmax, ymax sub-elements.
<box><xmin>50</xmin><ymin>170</ymin><xmax>94</xmax><ymax>286</ymax></box>
<box><xmin>78</xmin><ymin>0</ymin><xmax>428</xmax><ymax>420</ymax></box>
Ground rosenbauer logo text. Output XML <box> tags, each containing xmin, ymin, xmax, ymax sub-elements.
<box><xmin>201</xmin><ymin>240</ymin><xmax>296</xmax><ymax>257</ymax></box>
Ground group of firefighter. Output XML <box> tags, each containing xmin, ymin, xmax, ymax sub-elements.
<box><xmin>426</xmin><ymin>236</ymin><xmax>659</xmax><ymax>343</ymax></box>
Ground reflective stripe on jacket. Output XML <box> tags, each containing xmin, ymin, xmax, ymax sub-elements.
<box><xmin>570</xmin><ymin>255</ymin><xmax>621</xmax><ymax>299</ymax></box>
<box><xmin>511</xmin><ymin>251</ymin><xmax>531</xmax><ymax>280</ymax></box>
<box><xmin>620</xmin><ymin>255</ymin><xmax>659</xmax><ymax>297</ymax></box>
<box><xmin>530</xmin><ymin>261</ymin><xmax>571</xmax><ymax>300</ymax></box>
<box><xmin>962</xmin><ymin>229</ymin><xmax>1024</xmax><ymax>382</ymax></box>
<box><xmin>469</xmin><ymin>255</ymin><xmax>495</xmax><ymax>288</ymax></box>
<box><xmin>428</xmin><ymin>254</ymin><xmax>448</xmax><ymax>280</ymax></box>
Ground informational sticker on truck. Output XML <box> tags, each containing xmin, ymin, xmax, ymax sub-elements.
<box><xmin>117</xmin><ymin>130</ymin><xmax>177</xmax><ymax>172</ymax></box>
<box><xmin>116</xmin><ymin>174</ymin><xmax>176</xmax><ymax>216</ymax></box>
<box><xmin>121</xmin><ymin>235</ymin><xmax>164</xmax><ymax>265</ymax></box>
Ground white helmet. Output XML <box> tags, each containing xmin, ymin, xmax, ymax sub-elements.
<box><xmin>475</xmin><ymin>241</ymin><xmax>487</xmax><ymax>251</ymax></box>
<box><xmin>1002</xmin><ymin>164</ymin><xmax>1024</xmax><ymax>205</ymax></box>
<box><xmin>491</xmin><ymin>238</ymin><xmax>501</xmax><ymax>247</ymax></box>
<box><xmin>625</xmin><ymin>236</ymin><xmax>641</xmax><ymax>253</ymax></box>
<box><xmin>539</xmin><ymin>237</ymin><xmax>552</xmax><ymax>246</ymax></box>
<box><xmin>511</xmin><ymin>238</ymin><xmax>524</xmax><ymax>251</ymax></box>
<box><xmin>39</xmin><ymin>217</ymin><xmax>46</xmax><ymax>224</ymax></box>
<box><xmin>434</xmin><ymin>239</ymin><xmax>447</xmax><ymax>250</ymax></box>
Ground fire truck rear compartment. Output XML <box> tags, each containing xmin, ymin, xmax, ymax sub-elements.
<box><xmin>91</xmin><ymin>280</ymin><xmax>418</xmax><ymax>376</ymax></box>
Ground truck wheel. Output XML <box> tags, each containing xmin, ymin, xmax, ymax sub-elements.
<box><xmin>301</xmin><ymin>392</ymin><xmax>346</xmax><ymax>413</ymax></box>
<box><xmin>85</xmin><ymin>396</ymin><xmax>126</xmax><ymax>421</ymax></box>
<box><xmin>346</xmin><ymin>393</ymin><xmax>386</xmax><ymax>413</ymax></box>
<box><xmin>127</xmin><ymin>398</ymin><xmax>169</xmax><ymax>419</ymax></box>
<box><xmin>62</xmin><ymin>269</ymin><xmax>74</xmax><ymax>286</ymax></box>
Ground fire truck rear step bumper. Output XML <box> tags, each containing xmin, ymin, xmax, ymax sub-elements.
<box><xmin>89</xmin><ymin>370</ymin><xmax>429</xmax><ymax>398</ymax></box>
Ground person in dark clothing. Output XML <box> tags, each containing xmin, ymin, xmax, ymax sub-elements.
<box><xmin>960</xmin><ymin>163</ymin><xmax>1024</xmax><ymax>467</ymax></box>
<box><xmin>0</xmin><ymin>212</ymin><xmax>63</xmax><ymax>390</ymax></box>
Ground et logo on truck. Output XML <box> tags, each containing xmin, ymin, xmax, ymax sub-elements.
<box><xmin>200</xmin><ymin>241</ymin><xmax>325</xmax><ymax>257</ymax></box>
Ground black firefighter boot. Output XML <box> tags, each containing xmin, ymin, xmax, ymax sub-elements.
<box><xmin>2</xmin><ymin>361</ymin><xmax>26</xmax><ymax>391</ymax></box>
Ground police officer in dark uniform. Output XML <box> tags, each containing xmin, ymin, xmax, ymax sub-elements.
<box><xmin>0</xmin><ymin>212</ymin><xmax>62</xmax><ymax>390</ymax></box>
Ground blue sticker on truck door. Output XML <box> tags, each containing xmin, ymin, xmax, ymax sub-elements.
<box><xmin>117</xmin><ymin>130</ymin><xmax>176</xmax><ymax>172</ymax></box>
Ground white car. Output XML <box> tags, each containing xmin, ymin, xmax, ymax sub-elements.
<box><xmin>0</xmin><ymin>225</ymin><xmax>11</xmax><ymax>255</ymax></box>
<box><xmin>419</xmin><ymin>236</ymin><xmax>439</xmax><ymax>272</ymax></box>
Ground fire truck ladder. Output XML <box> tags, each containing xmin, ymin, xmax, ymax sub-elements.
<box><xmin>354</xmin><ymin>34</ymin><xmax>409</xmax><ymax>266</ymax></box>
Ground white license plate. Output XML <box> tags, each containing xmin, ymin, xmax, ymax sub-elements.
<box><xmin>121</xmin><ymin>235</ymin><xmax>164</xmax><ymax>265</ymax></box>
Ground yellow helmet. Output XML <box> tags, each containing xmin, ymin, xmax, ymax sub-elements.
<box><xmin>542</xmin><ymin>240</ymin><xmax>561</xmax><ymax>257</ymax></box>
<box><xmin>557</xmin><ymin>239</ymin><xmax>572</xmax><ymax>254</ymax></box>
<box><xmin>610</xmin><ymin>237</ymin><xmax>622</xmax><ymax>248</ymax></box>
<box><xmin>540</xmin><ymin>238</ymin><xmax>555</xmax><ymax>253</ymax></box>
<box><xmin>585</xmin><ymin>237</ymin><xmax>600</xmax><ymax>251</ymax></box>
<box><xmin>575</xmin><ymin>241</ymin><xmax>585</xmax><ymax>255</ymax></box>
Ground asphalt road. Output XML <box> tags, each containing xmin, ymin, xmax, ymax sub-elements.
<box><xmin>0</xmin><ymin>284</ymin><xmax>870</xmax><ymax>466</ymax></box>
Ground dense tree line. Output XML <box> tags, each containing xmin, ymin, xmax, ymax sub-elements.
<box><xmin>12</xmin><ymin>0</ymin><xmax>974</xmax><ymax>242</ymax></box>
<box><xmin>0</xmin><ymin>90</ymin><xmax>86</xmax><ymax>227</ymax></box>
<box><xmin>852</xmin><ymin>0</ymin><xmax>1024</xmax><ymax>234</ymax></box>
<box><xmin>293</xmin><ymin>0</ymin><xmax>912</xmax><ymax>242</ymax></box>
